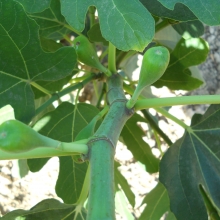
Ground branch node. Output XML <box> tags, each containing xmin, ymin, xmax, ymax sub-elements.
<box><xmin>125</xmin><ymin>106</ymin><xmax>135</xmax><ymax>116</ymax></box>
<box><xmin>85</xmin><ymin>136</ymin><xmax>115</xmax><ymax>160</ymax></box>
<box><xmin>109</xmin><ymin>99</ymin><xmax>127</xmax><ymax>106</ymax></box>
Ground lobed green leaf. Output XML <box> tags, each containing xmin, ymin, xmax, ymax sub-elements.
<box><xmin>154</xmin><ymin>37</ymin><xmax>208</xmax><ymax>90</ymax></box>
<box><xmin>0</xmin><ymin>0</ymin><xmax>76</xmax><ymax>122</ymax></box>
<box><xmin>29</xmin><ymin>0</ymin><xmax>72</xmax><ymax>40</ymax></box>
<box><xmin>0</xmin><ymin>198</ymin><xmax>86</xmax><ymax>220</ymax></box>
<box><xmin>140</xmin><ymin>0</ymin><xmax>197</xmax><ymax>21</ymax></box>
<box><xmin>158</xmin><ymin>0</ymin><xmax>220</xmax><ymax>25</ymax></box>
<box><xmin>61</xmin><ymin>0</ymin><xmax>155</xmax><ymax>51</ymax></box>
<box><xmin>172</xmin><ymin>20</ymin><xmax>204</xmax><ymax>39</ymax></box>
<box><xmin>160</xmin><ymin>104</ymin><xmax>220</xmax><ymax>220</ymax></box>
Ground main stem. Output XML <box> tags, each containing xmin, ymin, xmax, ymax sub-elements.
<box><xmin>87</xmin><ymin>74</ymin><xmax>133</xmax><ymax>220</ymax></box>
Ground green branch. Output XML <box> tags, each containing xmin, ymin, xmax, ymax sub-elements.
<box><xmin>35</xmin><ymin>74</ymin><xmax>97</xmax><ymax>116</ymax></box>
<box><xmin>134</xmin><ymin>95</ymin><xmax>220</xmax><ymax>111</ymax></box>
<box><xmin>31</xmin><ymin>82</ymin><xmax>53</xmax><ymax>96</ymax></box>
<box><xmin>87</xmin><ymin>74</ymin><xmax>133</xmax><ymax>220</ymax></box>
<box><xmin>123</xmin><ymin>83</ymin><xmax>190</xmax><ymax>130</ymax></box>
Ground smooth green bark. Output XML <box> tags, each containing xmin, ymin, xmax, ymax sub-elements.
<box><xmin>87</xmin><ymin>139</ymin><xmax>115</xmax><ymax>219</ymax></box>
<box><xmin>87</xmin><ymin>74</ymin><xmax>133</xmax><ymax>220</ymax></box>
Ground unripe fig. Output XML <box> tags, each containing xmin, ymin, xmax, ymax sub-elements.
<box><xmin>0</xmin><ymin>120</ymin><xmax>60</xmax><ymax>153</ymax></box>
<box><xmin>126</xmin><ymin>46</ymin><xmax>170</xmax><ymax>109</ymax></box>
<box><xmin>138</xmin><ymin>46</ymin><xmax>170</xmax><ymax>89</ymax></box>
<box><xmin>73</xmin><ymin>35</ymin><xmax>111</xmax><ymax>76</ymax></box>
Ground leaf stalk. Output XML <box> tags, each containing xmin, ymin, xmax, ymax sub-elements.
<box><xmin>35</xmin><ymin>74</ymin><xmax>97</xmax><ymax>116</ymax></box>
<box><xmin>134</xmin><ymin>95</ymin><xmax>220</xmax><ymax>111</ymax></box>
<box><xmin>108</xmin><ymin>42</ymin><xmax>117</xmax><ymax>74</ymax></box>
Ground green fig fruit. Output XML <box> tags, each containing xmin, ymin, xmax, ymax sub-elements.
<box><xmin>73</xmin><ymin>35</ymin><xmax>111</xmax><ymax>76</ymax></box>
<box><xmin>126</xmin><ymin>46</ymin><xmax>170</xmax><ymax>109</ymax></box>
<box><xmin>0</xmin><ymin>120</ymin><xmax>60</xmax><ymax>153</ymax></box>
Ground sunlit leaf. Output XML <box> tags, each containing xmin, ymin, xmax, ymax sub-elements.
<box><xmin>154</xmin><ymin>25</ymin><xmax>181</xmax><ymax>50</ymax></box>
<box><xmin>0</xmin><ymin>0</ymin><xmax>76</xmax><ymax>122</ymax></box>
<box><xmin>29</xmin><ymin>0</ymin><xmax>72</xmax><ymax>40</ymax></box>
<box><xmin>115</xmin><ymin>184</ymin><xmax>134</xmax><ymax>220</ymax></box>
<box><xmin>154</xmin><ymin>37</ymin><xmax>208</xmax><ymax>90</ymax></box>
<box><xmin>172</xmin><ymin>20</ymin><xmax>204</xmax><ymax>39</ymax></box>
<box><xmin>61</xmin><ymin>0</ymin><xmax>155</xmax><ymax>51</ymax></box>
